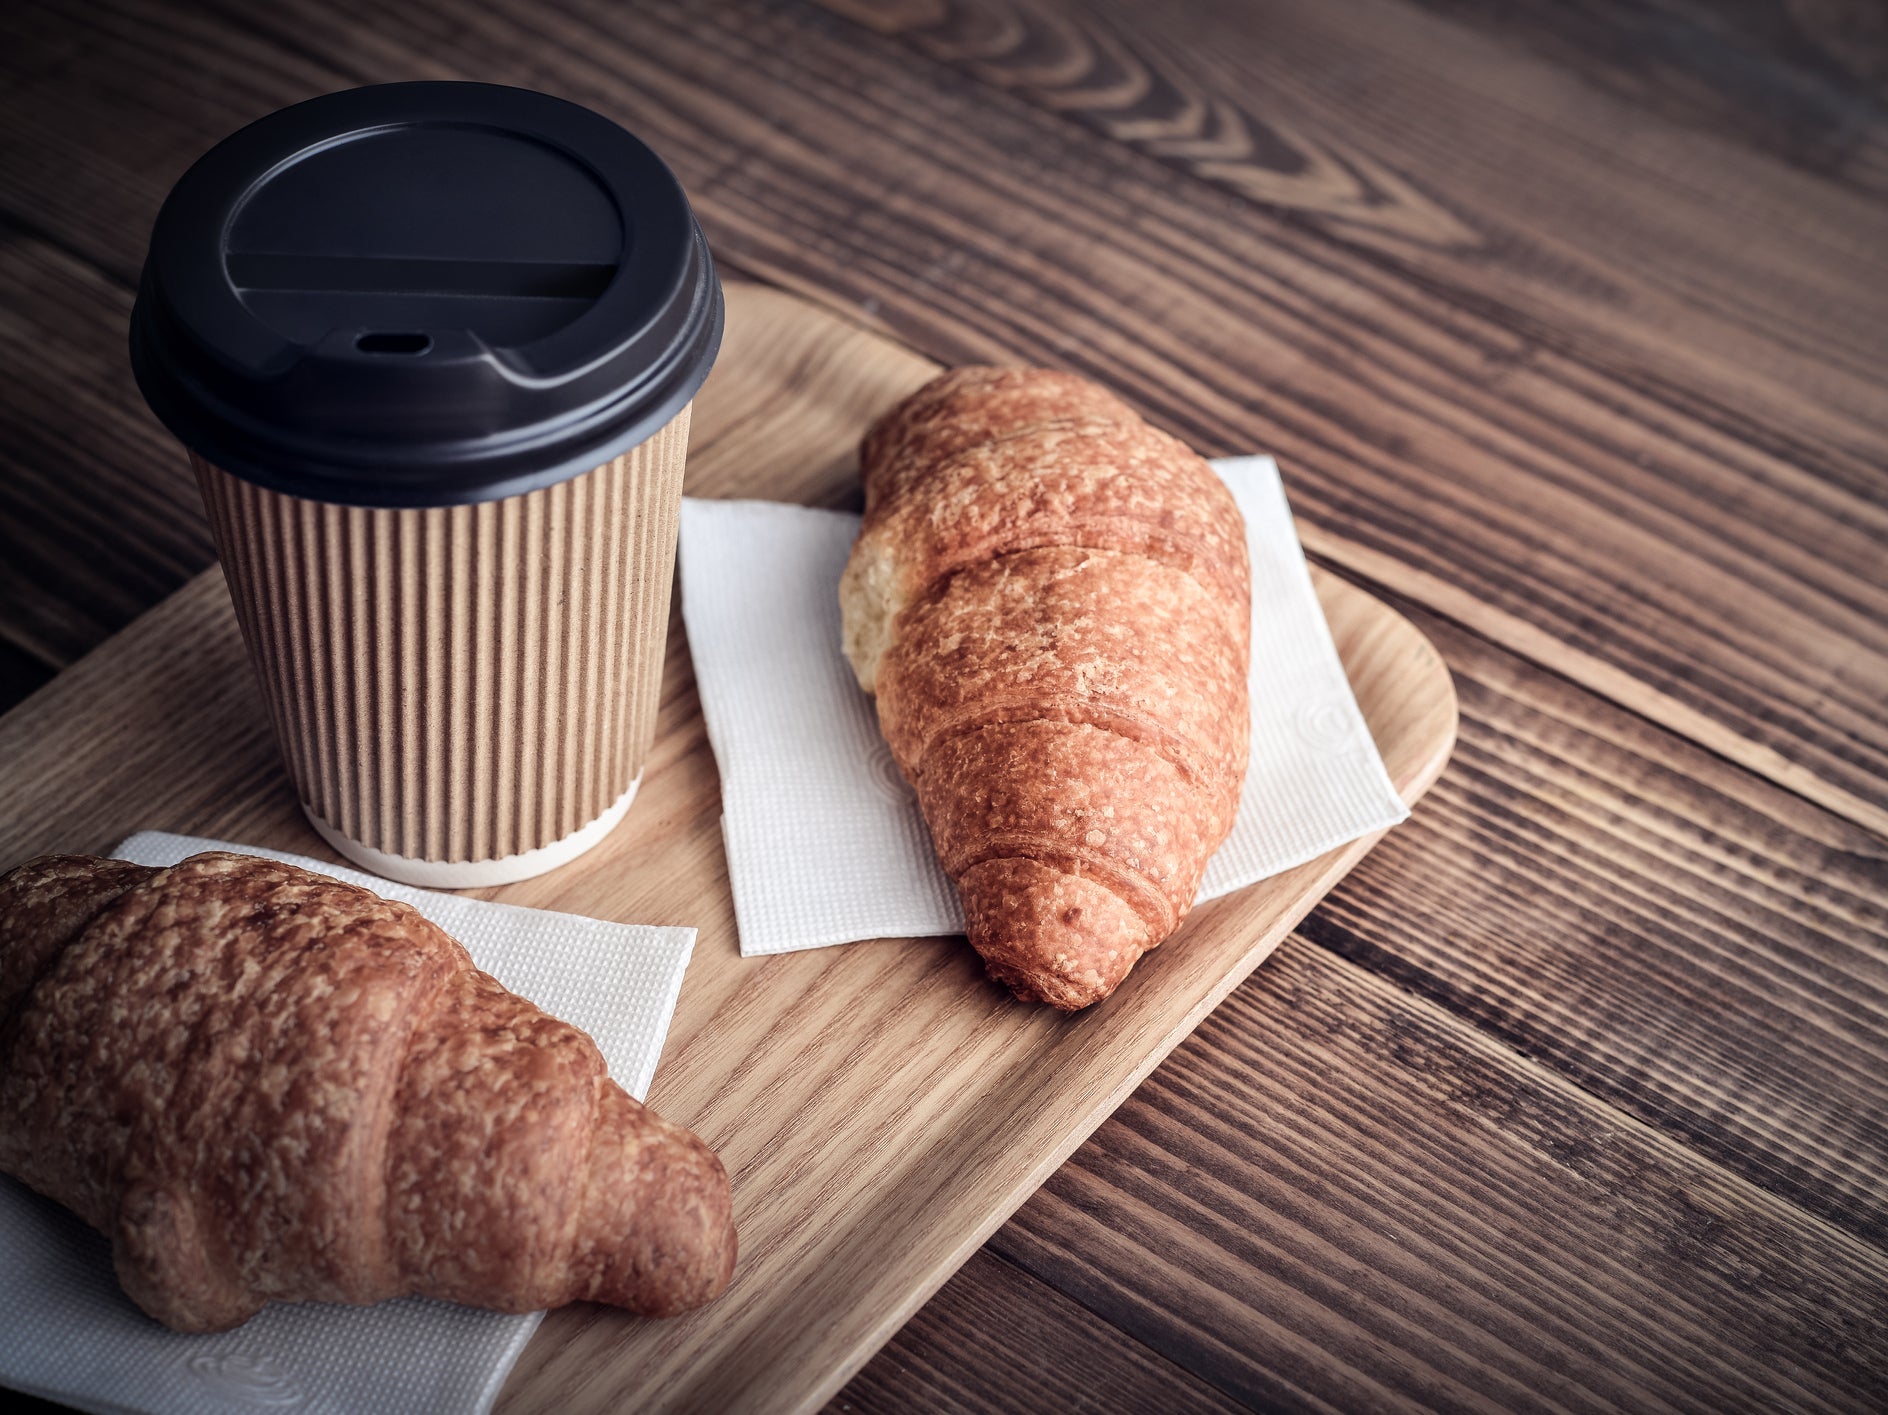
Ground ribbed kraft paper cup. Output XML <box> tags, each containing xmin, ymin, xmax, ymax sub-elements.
<box><xmin>194</xmin><ymin>415</ymin><xmax>688</xmax><ymax>884</ymax></box>
<box><xmin>130</xmin><ymin>84</ymin><xmax>723</xmax><ymax>884</ymax></box>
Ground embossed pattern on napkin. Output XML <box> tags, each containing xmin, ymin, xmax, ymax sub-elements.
<box><xmin>0</xmin><ymin>832</ymin><xmax>698</xmax><ymax>1415</ymax></box>
<box><xmin>680</xmin><ymin>456</ymin><xmax>1409</xmax><ymax>957</ymax></box>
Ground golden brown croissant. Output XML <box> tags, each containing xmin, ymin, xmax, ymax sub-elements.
<box><xmin>840</xmin><ymin>367</ymin><xmax>1250</xmax><ymax>1010</ymax></box>
<box><xmin>0</xmin><ymin>850</ymin><xmax>735</xmax><ymax>1332</ymax></box>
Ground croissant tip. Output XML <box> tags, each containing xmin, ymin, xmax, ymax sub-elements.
<box><xmin>983</xmin><ymin>958</ymin><xmax>1107</xmax><ymax>1012</ymax></box>
<box><xmin>957</xmin><ymin>857</ymin><xmax>1158</xmax><ymax>1012</ymax></box>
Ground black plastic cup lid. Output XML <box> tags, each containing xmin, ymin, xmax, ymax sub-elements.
<box><xmin>131</xmin><ymin>82</ymin><xmax>722</xmax><ymax>508</ymax></box>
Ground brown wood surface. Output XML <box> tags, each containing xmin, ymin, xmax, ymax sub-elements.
<box><xmin>5</xmin><ymin>0</ymin><xmax>1887</xmax><ymax>832</ymax></box>
<box><xmin>1304</xmin><ymin>595</ymin><xmax>1888</xmax><ymax>1245</ymax></box>
<box><xmin>994</xmin><ymin>941</ymin><xmax>1888</xmax><ymax>1414</ymax></box>
<box><xmin>2</xmin><ymin>0</ymin><xmax>1885</xmax><ymax>1410</ymax></box>
<box><xmin>0</xmin><ymin>283</ymin><xmax>1457</xmax><ymax>1413</ymax></box>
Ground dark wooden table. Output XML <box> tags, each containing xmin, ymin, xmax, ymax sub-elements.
<box><xmin>3</xmin><ymin>1</ymin><xmax>1885</xmax><ymax>1410</ymax></box>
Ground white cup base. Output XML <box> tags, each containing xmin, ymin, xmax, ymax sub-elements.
<box><xmin>303</xmin><ymin>775</ymin><xmax>643</xmax><ymax>888</ymax></box>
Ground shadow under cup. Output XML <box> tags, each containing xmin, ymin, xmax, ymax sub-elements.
<box><xmin>130</xmin><ymin>83</ymin><xmax>724</xmax><ymax>885</ymax></box>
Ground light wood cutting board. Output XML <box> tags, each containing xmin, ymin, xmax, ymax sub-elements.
<box><xmin>0</xmin><ymin>282</ymin><xmax>1457</xmax><ymax>1413</ymax></box>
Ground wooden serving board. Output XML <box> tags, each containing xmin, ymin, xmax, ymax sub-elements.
<box><xmin>0</xmin><ymin>283</ymin><xmax>1457</xmax><ymax>1413</ymax></box>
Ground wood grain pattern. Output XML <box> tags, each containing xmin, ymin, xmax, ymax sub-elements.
<box><xmin>815</xmin><ymin>0</ymin><xmax>1888</xmax><ymax>433</ymax></box>
<box><xmin>0</xmin><ymin>226</ymin><xmax>210</xmax><ymax>670</ymax></box>
<box><xmin>990</xmin><ymin>941</ymin><xmax>1888</xmax><ymax>1414</ymax></box>
<box><xmin>2</xmin><ymin>0</ymin><xmax>1884</xmax><ymax>839</ymax></box>
<box><xmin>4</xmin><ymin>4</ymin><xmax>1887</xmax><ymax>1409</ymax></box>
<box><xmin>0</xmin><ymin>283</ymin><xmax>1456</xmax><ymax>1414</ymax></box>
<box><xmin>1402</xmin><ymin>0</ymin><xmax>1888</xmax><ymax>185</ymax></box>
<box><xmin>1302</xmin><ymin>593</ymin><xmax>1888</xmax><ymax>1245</ymax></box>
<box><xmin>828</xmin><ymin>1250</ymin><xmax>1250</xmax><ymax>1415</ymax></box>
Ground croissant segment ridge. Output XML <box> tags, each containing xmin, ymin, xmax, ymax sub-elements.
<box><xmin>0</xmin><ymin>850</ymin><xmax>736</xmax><ymax>1331</ymax></box>
<box><xmin>841</xmin><ymin>366</ymin><xmax>1251</xmax><ymax>1010</ymax></box>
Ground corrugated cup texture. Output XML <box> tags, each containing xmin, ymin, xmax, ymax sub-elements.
<box><xmin>193</xmin><ymin>410</ymin><xmax>690</xmax><ymax>865</ymax></box>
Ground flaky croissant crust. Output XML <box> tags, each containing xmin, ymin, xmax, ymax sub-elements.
<box><xmin>0</xmin><ymin>850</ymin><xmax>735</xmax><ymax>1331</ymax></box>
<box><xmin>840</xmin><ymin>367</ymin><xmax>1251</xmax><ymax>1009</ymax></box>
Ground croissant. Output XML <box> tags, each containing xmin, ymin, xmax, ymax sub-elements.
<box><xmin>840</xmin><ymin>367</ymin><xmax>1251</xmax><ymax>1010</ymax></box>
<box><xmin>0</xmin><ymin>850</ymin><xmax>735</xmax><ymax>1332</ymax></box>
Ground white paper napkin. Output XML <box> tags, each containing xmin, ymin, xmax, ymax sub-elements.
<box><xmin>0</xmin><ymin>831</ymin><xmax>698</xmax><ymax>1415</ymax></box>
<box><xmin>680</xmin><ymin>455</ymin><xmax>1410</xmax><ymax>957</ymax></box>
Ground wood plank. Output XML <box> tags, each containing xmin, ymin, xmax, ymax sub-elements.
<box><xmin>0</xmin><ymin>0</ymin><xmax>328</xmax><ymax>290</ymax></box>
<box><xmin>0</xmin><ymin>282</ymin><xmax>1457</xmax><ymax>1415</ymax></box>
<box><xmin>837</xmin><ymin>1249</ymin><xmax>1249</xmax><ymax>1415</ymax></box>
<box><xmin>1300</xmin><ymin>588</ymin><xmax>1888</xmax><ymax>1245</ymax></box>
<box><xmin>5</xmin><ymin>0</ymin><xmax>1885</xmax><ymax>1243</ymax></box>
<box><xmin>989</xmin><ymin>940</ymin><xmax>1888</xmax><ymax>1415</ymax></box>
<box><xmin>814</xmin><ymin>0</ymin><xmax>1888</xmax><ymax>438</ymax></box>
<box><xmin>0</xmin><ymin>224</ymin><xmax>213</xmax><ymax>669</ymax></box>
<box><xmin>1398</xmin><ymin>0</ymin><xmax>1888</xmax><ymax>188</ymax></box>
<box><xmin>3</xmin><ymin>0</ymin><xmax>1884</xmax><ymax>838</ymax></box>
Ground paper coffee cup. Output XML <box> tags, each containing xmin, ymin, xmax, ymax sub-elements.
<box><xmin>130</xmin><ymin>84</ymin><xmax>723</xmax><ymax>885</ymax></box>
